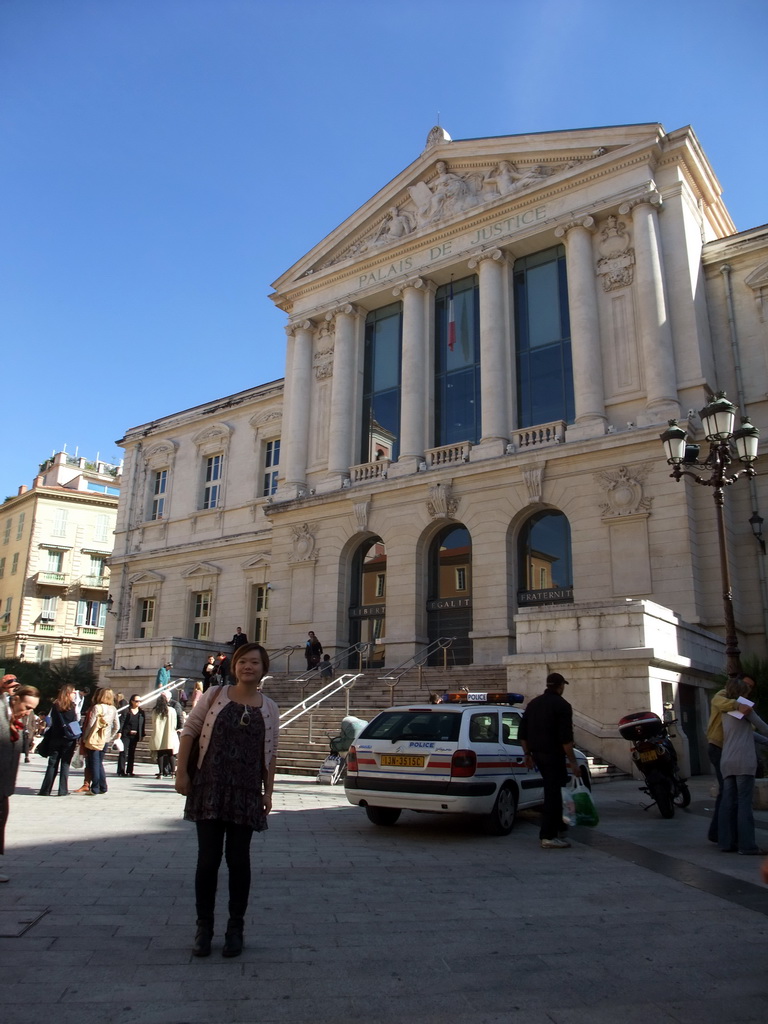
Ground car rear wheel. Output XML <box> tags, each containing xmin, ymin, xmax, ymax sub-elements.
<box><xmin>485</xmin><ymin>784</ymin><xmax>517</xmax><ymax>836</ymax></box>
<box><xmin>365</xmin><ymin>805</ymin><xmax>402</xmax><ymax>826</ymax></box>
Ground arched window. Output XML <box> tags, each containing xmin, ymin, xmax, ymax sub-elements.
<box><xmin>349</xmin><ymin>538</ymin><xmax>387</xmax><ymax>667</ymax></box>
<box><xmin>427</xmin><ymin>525</ymin><xmax>472</xmax><ymax>664</ymax></box>
<box><xmin>517</xmin><ymin>511</ymin><xmax>573</xmax><ymax>606</ymax></box>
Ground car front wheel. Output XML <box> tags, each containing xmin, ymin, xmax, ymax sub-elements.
<box><xmin>485</xmin><ymin>784</ymin><xmax>517</xmax><ymax>836</ymax></box>
<box><xmin>365</xmin><ymin>805</ymin><xmax>402</xmax><ymax>826</ymax></box>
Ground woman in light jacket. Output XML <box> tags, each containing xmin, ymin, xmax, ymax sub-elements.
<box><xmin>718</xmin><ymin>675</ymin><xmax>768</xmax><ymax>855</ymax></box>
<box><xmin>150</xmin><ymin>693</ymin><xmax>179</xmax><ymax>778</ymax></box>
<box><xmin>175</xmin><ymin>642</ymin><xmax>278</xmax><ymax>959</ymax></box>
<box><xmin>82</xmin><ymin>688</ymin><xmax>120</xmax><ymax>796</ymax></box>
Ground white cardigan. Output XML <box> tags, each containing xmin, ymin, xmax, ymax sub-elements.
<box><xmin>180</xmin><ymin>684</ymin><xmax>279</xmax><ymax>773</ymax></box>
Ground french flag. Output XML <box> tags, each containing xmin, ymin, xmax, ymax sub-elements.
<box><xmin>447</xmin><ymin>282</ymin><xmax>456</xmax><ymax>352</ymax></box>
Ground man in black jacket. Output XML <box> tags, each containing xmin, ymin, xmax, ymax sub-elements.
<box><xmin>519</xmin><ymin>673</ymin><xmax>581</xmax><ymax>849</ymax></box>
<box><xmin>117</xmin><ymin>695</ymin><xmax>145</xmax><ymax>777</ymax></box>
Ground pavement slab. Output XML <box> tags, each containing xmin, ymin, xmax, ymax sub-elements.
<box><xmin>2</xmin><ymin>761</ymin><xmax>768</xmax><ymax>1023</ymax></box>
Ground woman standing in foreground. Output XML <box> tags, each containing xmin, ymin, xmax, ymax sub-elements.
<box><xmin>175</xmin><ymin>642</ymin><xmax>278</xmax><ymax>958</ymax></box>
<box><xmin>38</xmin><ymin>684</ymin><xmax>78</xmax><ymax>796</ymax></box>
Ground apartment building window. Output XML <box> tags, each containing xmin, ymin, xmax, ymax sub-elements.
<box><xmin>3</xmin><ymin>518</ymin><xmax>11</xmax><ymax>544</ymax></box>
<box><xmin>151</xmin><ymin>469</ymin><xmax>168</xmax><ymax>520</ymax></box>
<box><xmin>192</xmin><ymin>590</ymin><xmax>212</xmax><ymax>639</ymax></box>
<box><xmin>375</xmin><ymin>573</ymin><xmax>386</xmax><ymax>598</ymax></box>
<box><xmin>89</xmin><ymin>555</ymin><xmax>106</xmax><ymax>579</ymax></box>
<box><xmin>41</xmin><ymin>596</ymin><xmax>58</xmax><ymax>622</ymax></box>
<box><xmin>16</xmin><ymin>512</ymin><xmax>25</xmax><ymax>539</ymax></box>
<box><xmin>36</xmin><ymin>643</ymin><xmax>52</xmax><ymax>662</ymax></box>
<box><xmin>455</xmin><ymin>567</ymin><xmax>467</xmax><ymax>592</ymax></box>
<box><xmin>3</xmin><ymin>596</ymin><xmax>13</xmax><ymax>619</ymax></box>
<box><xmin>138</xmin><ymin>598</ymin><xmax>155</xmax><ymax>639</ymax></box>
<box><xmin>262</xmin><ymin>440</ymin><xmax>280</xmax><ymax>497</ymax></box>
<box><xmin>11</xmin><ymin>553</ymin><xmax>19</xmax><ymax>575</ymax></box>
<box><xmin>46</xmin><ymin>549</ymin><xmax>64</xmax><ymax>573</ymax></box>
<box><xmin>52</xmin><ymin>509</ymin><xmax>68</xmax><ymax>538</ymax></box>
<box><xmin>0</xmin><ymin>557</ymin><xmax>4</xmax><ymax>578</ymax></box>
<box><xmin>202</xmin><ymin>455</ymin><xmax>223</xmax><ymax>510</ymax></box>
<box><xmin>76</xmin><ymin>599</ymin><xmax>107</xmax><ymax>628</ymax></box>
<box><xmin>94</xmin><ymin>514</ymin><xmax>110</xmax><ymax>542</ymax></box>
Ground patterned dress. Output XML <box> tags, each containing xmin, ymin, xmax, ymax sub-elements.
<box><xmin>184</xmin><ymin>700</ymin><xmax>267</xmax><ymax>832</ymax></box>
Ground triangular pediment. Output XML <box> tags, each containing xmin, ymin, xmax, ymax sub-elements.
<box><xmin>180</xmin><ymin>561</ymin><xmax>221</xmax><ymax>579</ymax></box>
<box><xmin>271</xmin><ymin>123</ymin><xmax>667</xmax><ymax>297</ymax></box>
<box><xmin>242</xmin><ymin>553</ymin><xmax>271</xmax><ymax>570</ymax></box>
<box><xmin>128</xmin><ymin>570</ymin><xmax>165</xmax><ymax>585</ymax></box>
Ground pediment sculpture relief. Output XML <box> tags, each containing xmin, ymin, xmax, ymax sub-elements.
<box><xmin>426</xmin><ymin>483</ymin><xmax>459</xmax><ymax>521</ymax></box>
<box><xmin>291</xmin><ymin>523</ymin><xmax>318</xmax><ymax>562</ymax></box>
<box><xmin>320</xmin><ymin>151</ymin><xmax>606</xmax><ymax>269</ymax></box>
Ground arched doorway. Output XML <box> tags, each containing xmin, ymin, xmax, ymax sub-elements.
<box><xmin>348</xmin><ymin>538</ymin><xmax>387</xmax><ymax>668</ymax></box>
<box><xmin>517</xmin><ymin>510</ymin><xmax>573</xmax><ymax>606</ymax></box>
<box><xmin>427</xmin><ymin>525</ymin><xmax>472</xmax><ymax>665</ymax></box>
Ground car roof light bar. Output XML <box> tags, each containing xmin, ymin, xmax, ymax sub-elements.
<box><xmin>439</xmin><ymin>691</ymin><xmax>525</xmax><ymax>705</ymax></box>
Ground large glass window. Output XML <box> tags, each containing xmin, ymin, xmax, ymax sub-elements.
<box><xmin>192</xmin><ymin>590</ymin><xmax>212</xmax><ymax>639</ymax></box>
<box><xmin>514</xmin><ymin>246</ymin><xmax>574</xmax><ymax>428</ymax></box>
<box><xmin>362</xmin><ymin>303</ymin><xmax>402</xmax><ymax>463</ymax></box>
<box><xmin>138</xmin><ymin>598</ymin><xmax>155</xmax><ymax>639</ymax></box>
<box><xmin>76</xmin><ymin>600</ymin><xmax>107</xmax><ymax>628</ymax></box>
<box><xmin>435</xmin><ymin>276</ymin><xmax>480</xmax><ymax>445</ymax></box>
<box><xmin>202</xmin><ymin>455</ymin><xmax>223</xmax><ymax>510</ymax></box>
<box><xmin>262</xmin><ymin>439</ymin><xmax>280</xmax><ymax>497</ymax></box>
<box><xmin>349</xmin><ymin>538</ymin><xmax>387</xmax><ymax>668</ymax></box>
<box><xmin>517</xmin><ymin>510</ymin><xmax>573</xmax><ymax>606</ymax></box>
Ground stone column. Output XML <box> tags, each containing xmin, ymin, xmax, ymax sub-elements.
<box><xmin>392</xmin><ymin>278</ymin><xmax>430</xmax><ymax>467</ymax></box>
<box><xmin>619</xmin><ymin>192</ymin><xmax>679</xmax><ymax>422</ymax></box>
<box><xmin>281</xmin><ymin>320</ymin><xmax>314</xmax><ymax>492</ymax></box>
<box><xmin>327</xmin><ymin>304</ymin><xmax>362</xmax><ymax>477</ymax></box>
<box><xmin>554</xmin><ymin>216</ymin><xmax>607</xmax><ymax>439</ymax></box>
<box><xmin>468</xmin><ymin>248</ymin><xmax>510</xmax><ymax>454</ymax></box>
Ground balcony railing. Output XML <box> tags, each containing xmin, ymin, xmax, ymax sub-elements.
<box><xmin>34</xmin><ymin>571</ymin><xmax>69</xmax><ymax>587</ymax></box>
<box><xmin>425</xmin><ymin>441</ymin><xmax>472</xmax><ymax>468</ymax></box>
<box><xmin>79</xmin><ymin>575</ymin><xmax>109</xmax><ymax>590</ymax></box>
<box><xmin>77</xmin><ymin>626</ymin><xmax>101</xmax><ymax>637</ymax></box>
<box><xmin>349</xmin><ymin>458</ymin><xmax>390</xmax><ymax>484</ymax></box>
<box><xmin>514</xmin><ymin>420</ymin><xmax>566</xmax><ymax>450</ymax></box>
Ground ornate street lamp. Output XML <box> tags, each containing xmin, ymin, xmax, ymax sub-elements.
<box><xmin>660</xmin><ymin>392</ymin><xmax>760</xmax><ymax>678</ymax></box>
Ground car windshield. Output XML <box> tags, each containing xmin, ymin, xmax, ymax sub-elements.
<box><xmin>360</xmin><ymin>711</ymin><xmax>461</xmax><ymax>743</ymax></box>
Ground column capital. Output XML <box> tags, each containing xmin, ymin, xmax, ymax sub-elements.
<box><xmin>392</xmin><ymin>276</ymin><xmax>433</xmax><ymax>296</ymax></box>
<box><xmin>618</xmin><ymin>189</ymin><xmax>662</xmax><ymax>215</ymax></box>
<box><xmin>467</xmin><ymin>247</ymin><xmax>508</xmax><ymax>270</ymax></box>
<box><xmin>324</xmin><ymin>302</ymin><xmax>363</xmax><ymax>323</ymax></box>
<box><xmin>285</xmin><ymin>318</ymin><xmax>316</xmax><ymax>337</ymax></box>
<box><xmin>554</xmin><ymin>215</ymin><xmax>595</xmax><ymax>239</ymax></box>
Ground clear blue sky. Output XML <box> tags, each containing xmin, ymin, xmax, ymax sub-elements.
<box><xmin>2</xmin><ymin>0</ymin><xmax>766</xmax><ymax>499</ymax></box>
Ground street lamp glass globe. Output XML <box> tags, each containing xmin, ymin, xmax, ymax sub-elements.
<box><xmin>699</xmin><ymin>392</ymin><xmax>736</xmax><ymax>440</ymax></box>
<box><xmin>733</xmin><ymin>417</ymin><xmax>760</xmax><ymax>463</ymax></box>
<box><xmin>660</xmin><ymin>420</ymin><xmax>687</xmax><ymax>464</ymax></box>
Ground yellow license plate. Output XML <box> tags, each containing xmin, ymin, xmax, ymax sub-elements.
<box><xmin>639</xmin><ymin>750</ymin><xmax>658</xmax><ymax>762</ymax></box>
<box><xmin>381</xmin><ymin>755</ymin><xmax>425</xmax><ymax>767</ymax></box>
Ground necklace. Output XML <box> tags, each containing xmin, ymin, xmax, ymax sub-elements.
<box><xmin>239</xmin><ymin>703</ymin><xmax>252</xmax><ymax>727</ymax></box>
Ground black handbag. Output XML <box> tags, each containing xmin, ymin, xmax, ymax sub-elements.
<box><xmin>36</xmin><ymin>730</ymin><xmax>52</xmax><ymax>759</ymax></box>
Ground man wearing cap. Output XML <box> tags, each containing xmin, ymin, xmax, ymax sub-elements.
<box><xmin>519</xmin><ymin>672</ymin><xmax>581</xmax><ymax>849</ymax></box>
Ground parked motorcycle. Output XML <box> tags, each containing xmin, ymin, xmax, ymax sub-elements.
<box><xmin>618</xmin><ymin>710</ymin><xmax>691</xmax><ymax>818</ymax></box>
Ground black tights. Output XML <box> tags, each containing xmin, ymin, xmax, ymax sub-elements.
<box><xmin>195</xmin><ymin>820</ymin><xmax>254</xmax><ymax>925</ymax></box>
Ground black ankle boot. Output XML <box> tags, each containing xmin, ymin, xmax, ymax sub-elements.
<box><xmin>222</xmin><ymin>919</ymin><xmax>243</xmax><ymax>958</ymax></box>
<box><xmin>192</xmin><ymin>920</ymin><xmax>213</xmax><ymax>957</ymax></box>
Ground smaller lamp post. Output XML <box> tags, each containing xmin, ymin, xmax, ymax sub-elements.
<box><xmin>660</xmin><ymin>392</ymin><xmax>760</xmax><ymax>678</ymax></box>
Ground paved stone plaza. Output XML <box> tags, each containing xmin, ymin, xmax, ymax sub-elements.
<box><xmin>2</xmin><ymin>761</ymin><xmax>768</xmax><ymax>1024</ymax></box>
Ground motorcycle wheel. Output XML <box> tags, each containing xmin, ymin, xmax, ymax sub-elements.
<box><xmin>650</xmin><ymin>780</ymin><xmax>675</xmax><ymax>818</ymax></box>
<box><xmin>673</xmin><ymin>780</ymin><xmax>691</xmax><ymax>808</ymax></box>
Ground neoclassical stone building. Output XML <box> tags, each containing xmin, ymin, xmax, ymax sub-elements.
<box><xmin>104</xmin><ymin>123</ymin><xmax>768</xmax><ymax>774</ymax></box>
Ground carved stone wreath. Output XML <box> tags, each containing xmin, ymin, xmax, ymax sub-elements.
<box><xmin>594</xmin><ymin>463</ymin><xmax>653</xmax><ymax>518</ymax></box>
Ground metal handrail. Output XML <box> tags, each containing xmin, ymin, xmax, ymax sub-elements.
<box><xmin>267</xmin><ymin>644</ymin><xmax>304</xmax><ymax>673</ymax></box>
<box><xmin>134</xmin><ymin>677</ymin><xmax>194</xmax><ymax>711</ymax></box>
<box><xmin>290</xmin><ymin>642</ymin><xmax>368</xmax><ymax>685</ymax></box>
<box><xmin>278</xmin><ymin>673</ymin><xmax>362</xmax><ymax>729</ymax></box>
<box><xmin>378</xmin><ymin>637</ymin><xmax>456</xmax><ymax>704</ymax></box>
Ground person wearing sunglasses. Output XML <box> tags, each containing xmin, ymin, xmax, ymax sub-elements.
<box><xmin>175</xmin><ymin>642</ymin><xmax>278</xmax><ymax>959</ymax></box>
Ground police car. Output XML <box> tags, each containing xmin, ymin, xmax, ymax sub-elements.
<box><xmin>344</xmin><ymin>691</ymin><xmax>590</xmax><ymax>835</ymax></box>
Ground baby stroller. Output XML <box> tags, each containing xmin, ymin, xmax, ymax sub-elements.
<box><xmin>317</xmin><ymin>715</ymin><xmax>368</xmax><ymax>785</ymax></box>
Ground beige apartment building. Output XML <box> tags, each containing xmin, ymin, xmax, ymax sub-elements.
<box><xmin>0</xmin><ymin>452</ymin><xmax>121</xmax><ymax>668</ymax></box>
<box><xmin>103</xmin><ymin>123</ymin><xmax>768</xmax><ymax>774</ymax></box>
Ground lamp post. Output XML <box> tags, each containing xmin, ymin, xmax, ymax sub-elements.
<box><xmin>660</xmin><ymin>392</ymin><xmax>760</xmax><ymax>678</ymax></box>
